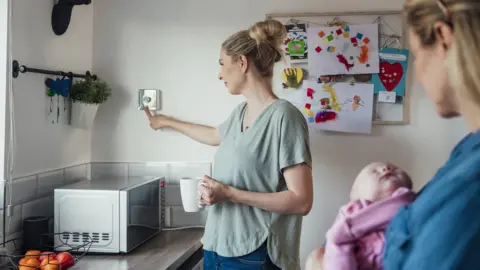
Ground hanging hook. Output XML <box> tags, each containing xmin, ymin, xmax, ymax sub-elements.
<box><xmin>394</xmin><ymin>38</ymin><xmax>401</xmax><ymax>49</ymax></box>
<box><xmin>85</xmin><ymin>71</ymin><xmax>97</xmax><ymax>80</ymax></box>
<box><xmin>327</xmin><ymin>16</ymin><xmax>338</xmax><ymax>26</ymax></box>
<box><xmin>381</xmin><ymin>38</ymin><xmax>390</xmax><ymax>49</ymax></box>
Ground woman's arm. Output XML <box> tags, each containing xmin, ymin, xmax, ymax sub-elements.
<box><xmin>227</xmin><ymin>163</ymin><xmax>313</xmax><ymax>215</ymax></box>
<box><xmin>165</xmin><ymin>118</ymin><xmax>221</xmax><ymax>146</ymax></box>
<box><xmin>398</xmin><ymin>181</ymin><xmax>480</xmax><ymax>269</ymax></box>
<box><xmin>145</xmin><ymin>107</ymin><xmax>221</xmax><ymax>146</ymax></box>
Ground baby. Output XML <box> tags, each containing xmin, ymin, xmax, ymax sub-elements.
<box><xmin>306</xmin><ymin>162</ymin><xmax>415</xmax><ymax>270</ymax></box>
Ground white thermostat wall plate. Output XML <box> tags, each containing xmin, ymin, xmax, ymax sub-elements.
<box><xmin>138</xmin><ymin>89</ymin><xmax>162</xmax><ymax>111</ymax></box>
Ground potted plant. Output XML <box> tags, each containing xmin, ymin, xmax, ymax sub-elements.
<box><xmin>69</xmin><ymin>77</ymin><xmax>111</xmax><ymax>129</ymax></box>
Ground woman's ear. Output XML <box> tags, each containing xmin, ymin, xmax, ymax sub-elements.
<box><xmin>238</xmin><ymin>55</ymin><xmax>249</xmax><ymax>74</ymax></box>
<box><xmin>434</xmin><ymin>21</ymin><xmax>454</xmax><ymax>52</ymax></box>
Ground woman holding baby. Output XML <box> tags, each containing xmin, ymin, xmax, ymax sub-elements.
<box><xmin>307</xmin><ymin>0</ymin><xmax>480</xmax><ymax>269</ymax></box>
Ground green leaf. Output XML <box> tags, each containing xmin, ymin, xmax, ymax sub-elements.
<box><xmin>70</xmin><ymin>77</ymin><xmax>112</xmax><ymax>104</ymax></box>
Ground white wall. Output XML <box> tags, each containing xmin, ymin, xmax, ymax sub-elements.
<box><xmin>89</xmin><ymin>0</ymin><xmax>468</xmax><ymax>268</ymax></box>
<box><xmin>1</xmin><ymin>0</ymin><xmax>9</xmax><ymax>183</ymax></box>
<box><xmin>11</xmin><ymin>0</ymin><xmax>93</xmax><ymax>178</ymax></box>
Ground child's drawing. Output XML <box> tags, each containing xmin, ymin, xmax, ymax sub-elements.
<box><xmin>302</xmin><ymin>82</ymin><xmax>374</xmax><ymax>134</ymax></box>
<box><xmin>307</xmin><ymin>24</ymin><xmax>380</xmax><ymax>76</ymax></box>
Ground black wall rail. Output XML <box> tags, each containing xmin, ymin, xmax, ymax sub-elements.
<box><xmin>12</xmin><ymin>60</ymin><xmax>97</xmax><ymax>80</ymax></box>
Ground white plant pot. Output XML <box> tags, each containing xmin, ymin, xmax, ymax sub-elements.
<box><xmin>70</xmin><ymin>102</ymin><xmax>99</xmax><ymax>129</ymax></box>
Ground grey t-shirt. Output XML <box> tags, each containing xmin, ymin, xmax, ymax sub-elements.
<box><xmin>201</xmin><ymin>99</ymin><xmax>312</xmax><ymax>270</ymax></box>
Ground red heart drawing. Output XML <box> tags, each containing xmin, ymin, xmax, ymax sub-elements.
<box><xmin>379</xmin><ymin>62</ymin><xmax>404</xmax><ymax>92</ymax></box>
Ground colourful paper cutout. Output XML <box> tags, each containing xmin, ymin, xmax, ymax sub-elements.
<box><xmin>315</xmin><ymin>46</ymin><xmax>322</xmax><ymax>53</ymax></box>
<box><xmin>357</xmin><ymin>45</ymin><xmax>369</xmax><ymax>64</ymax></box>
<box><xmin>343</xmin><ymin>32</ymin><xmax>350</xmax><ymax>38</ymax></box>
<box><xmin>323</xmin><ymin>37</ymin><xmax>330</xmax><ymax>44</ymax></box>
<box><xmin>288</xmin><ymin>41</ymin><xmax>306</xmax><ymax>58</ymax></box>
<box><xmin>322</xmin><ymin>84</ymin><xmax>341</xmax><ymax>112</ymax></box>
<box><xmin>352</xmin><ymin>95</ymin><xmax>364</xmax><ymax>111</ymax></box>
<box><xmin>304</xmin><ymin>108</ymin><xmax>314</xmax><ymax>117</ymax></box>
<box><xmin>327</xmin><ymin>46</ymin><xmax>336</xmax><ymax>52</ymax></box>
<box><xmin>308</xmin><ymin>117</ymin><xmax>315</xmax><ymax>123</ymax></box>
<box><xmin>320</xmin><ymin>98</ymin><xmax>332</xmax><ymax>110</ymax></box>
<box><xmin>315</xmin><ymin>111</ymin><xmax>337</xmax><ymax>123</ymax></box>
<box><xmin>336</xmin><ymin>54</ymin><xmax>354</xmax><ymax>72</ymax></box>
<box><xmin>282</xmin><ymin>23</ymin><xmax>308</xmax><ymax>62</ymax></box>
<box><xmin>327</xmin><ymin>35</ymin><xmax>334</xmax><ymax>41</ymax></box>
<box><xmin>336</xmin><ymin>29</ymin><xmax>343</xmax><ymax>35</ymax></box>
<box><xmin>305</xmin><ymin>103</ymin><xmax>311</xmax><ymax>109</ymax></box>
<box><xmin>281</xmin><ymin>68</ymin><xmax>304</xmax><ymax>88</ymax></box>
<box><xmin>318</xmin><ymin>31</ymin><xmax>325</xmax><ymax>38</ymax></box>
<box><xmin>363</xmin><ymin>37</ymin><xmax>370</xmax><ymax>44</ymax></box>
<box><xmin>371</xmin><ymin>48</ymin><xmax>410</xmax><ymax>96</ymax></box>
<box><xmin>307</xmin><ymin>88</ymin><xmax>315</xmax><ymax>99</ymax></box>
<box><xmin>350</xmin><ymin>37</ymin><xmax>358</xmax><ymax>47</ymax></box>
<box><xmin>344</xmin><ymin>25</ymin><xmax>350</xmax><ymax>32</ymax></box>
<box><xmin>356</xmin><ymin>33</ymin><xmax>363</xmax><ymax>39</ymax></box>
<box><xmin>380</xmin><ymin>62</ymin><xmax>404</xmax><ymax>90</ymax></box>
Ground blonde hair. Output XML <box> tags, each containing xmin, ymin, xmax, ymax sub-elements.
<box><xmin>404</xmin><ymin>0</ymin><xmax>480</xmax><ymax>107</ymax></box>
<box><xmin>221</xmin><ymin>19</ymin><xmax>287</xmax><ymax>77</ymax></box>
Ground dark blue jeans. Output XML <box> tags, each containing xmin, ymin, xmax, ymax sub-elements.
<box><xmin>203</xmin><ymin>242</ymin><xmax>281</xmax><ymax>269</ymax></box>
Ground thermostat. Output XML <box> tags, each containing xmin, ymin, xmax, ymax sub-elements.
<box><xmin>138</xmin><ymin>89</ymin><xmax>162</xmax><ymax>111</ymax></box>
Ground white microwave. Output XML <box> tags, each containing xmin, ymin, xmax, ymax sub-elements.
<box><xmin>54</xmin><ymin>176</ymin><xmax>164</xmax><ymax>253</ymax></box>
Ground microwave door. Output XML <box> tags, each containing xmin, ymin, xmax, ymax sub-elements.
<box><xmin>121</xmin><ymin>179</ymin><xmax>161</xmax><ymax>252</ymax></box>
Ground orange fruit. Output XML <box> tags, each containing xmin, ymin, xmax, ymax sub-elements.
<box><xmin>19</xmin><ymin>267</ymin><xmax>36</xmax><ymax>270</ymax></box>
<box><xmin>18</xmin><ymin>257</ymin><xmax>30</xmax><ymax>265</ymax></box>
<box><xmin>40</xmin><ymin>257</ymin><xmax>58</xmax><ymax>267</ymax></box>
<box><xmin>25</xmin><ymin>250</ymin><xmax>41</xmax><ymax>259</ymax></box>
<box><xmin>25</xmin><ymin>258</ymin><xmax>41</xmax><ymax>266</ymax></box>
<box><xmin>43</xmin><ymin>259</ymin><xmax>61</xmax><ymax>270</ymax></box>
<box><xmin>18</xmin><ymin>258</ymin><xmax>41</xmax><ymax>269</ymax></box>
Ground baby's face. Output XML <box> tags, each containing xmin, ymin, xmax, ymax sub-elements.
<box><xmin>350</xmin><ymin>162</ymin><xmax>409</xmax><ymax>201</ymax></box>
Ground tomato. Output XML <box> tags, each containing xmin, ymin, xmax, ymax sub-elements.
<box><xmin>56</xmin><ymin>252</ymin><xmax>75</xmax><ymax>269</ymax></box>
<box><xmin>38</xmin><ymin>251</ymin><xmax>56</xmax><ymax>262</ymax></box>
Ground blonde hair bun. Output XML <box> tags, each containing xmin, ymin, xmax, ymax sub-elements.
<box><xmin>248</xmin><ymin>19</ymin><xmax>287</xmax><ymax>49</ymax></box>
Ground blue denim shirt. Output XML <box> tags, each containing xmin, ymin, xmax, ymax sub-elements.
<box><xmin>383</xmin><ymin>130</ymin><xmax>480</xmax><ymax>269</ymax></box>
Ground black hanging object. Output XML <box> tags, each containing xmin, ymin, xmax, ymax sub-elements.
<box><xmin>12</xmin><ymin>60</ymin><xmax>97</xmax><ymax>80</ymax></box>
<box><xmin>51</xmin><ymin>0</ymin><xmax>92</xmax><ymax>36</ymax></box>
<box><xmin>12</xmin><ymin>60</ymin><xmax>19</xmax><ymax>78</ymax></box>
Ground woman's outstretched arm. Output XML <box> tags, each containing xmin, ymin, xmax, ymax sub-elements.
<box><xmin>144</xmin><ymin>107</ymin><xmax>221</xmax><ymax>146</ymax></box>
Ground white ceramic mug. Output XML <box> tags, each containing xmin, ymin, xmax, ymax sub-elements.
<box><xmin>179</xmin><ymin>177</ymin><xmax>207</xmax><ymax>212</ymax></box>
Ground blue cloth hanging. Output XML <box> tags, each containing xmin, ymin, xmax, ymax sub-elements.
<box><xmin>45</xmin><ymin>77</ymin><xmax>71</xmax><ymax>97</ymax></box>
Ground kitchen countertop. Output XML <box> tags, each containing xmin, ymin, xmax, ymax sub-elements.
<box><xmin>70</xmin><ymin>228</ymin><xmax>204</xmax><ymax>270</ymax></box>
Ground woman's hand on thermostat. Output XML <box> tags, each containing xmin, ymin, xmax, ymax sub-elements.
<box><xmin>144</xmin><ymin>106</ymin><xmax>170</xmax><ymax>130</ymax></box>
